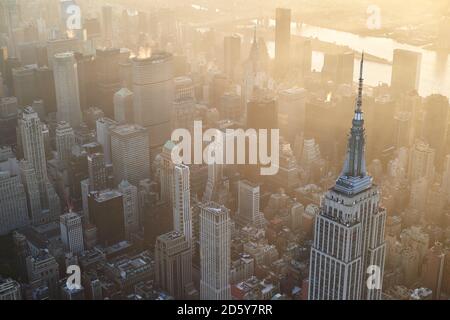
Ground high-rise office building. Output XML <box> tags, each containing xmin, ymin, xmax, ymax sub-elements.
<box><xmin>96</xmin><ymin>48</ymin><xmax>123</xmax><ymax>117</ymax></box>
<box><xmin>391</xmin><ymin>49</ymin><xmax>422</xmax><ymax>96</ymax></box>
<box><xmin>74</xmin><ymin>52</ymin><xmax>97</xmax><ymax>111</ymax></box>
<box><xmin>236</xmin><ymin>180</ymin><xmax>263</xmax><ymax>228</ymax></box>
<box><xmin>102</xmin><ymin>5</ymin><xmax>113</xmax><ymax>45</ymax></box>
<box><xmin>118</xmin><ymin>180</ymin><xmax>139</xmax><ymax>239</ymax></box>
<box><xmin>0</xmin><ymin>97</ymin><xmax>18</xmax><ymax>148</ymax></box>
<box><xmin>220</xmin><ymin>91</ymin><xmax>242</xmax><ymax>122</ymax></box>
<box><xmin>60</xmin><ymin>211</ymin><xmax>84</xmax><ymax>254</ymax></box>
<box><xmin>26</xmin><ymin>250</ymin><xmax>60</xmax><ymax>299</ymax></box>
<box><xmin>36</xmin><ymin>66</ymin><xmax>57</xmax><ymax>114</ymax></box>
<box><xmin>155</xmin><ymin>230</ymin><xmax>193</xmax><ymax>299</ymax></box>
<box><xmin>87</xmin><ymin>152</ymin><xmax>107</xmax><ymax>192</ymax></box>
<box><xmin>88</xmin><ymin>189</ymin><xmax>125</xmax><ymax>245</ymax></box>
<box><xmin>275</xmin><ymin>8</ymin><xmax>291</xmax><ymax>78</ymax></box>
<box><xmin>308</xmin><ymin>56</ymin><xmax>386</xmax><ymax>300</ymax></box>
<box><xmin>113</xmin><ymin>88</ymin><xmax>134</xmax><ymax>124</ymax></box>
<box><xmin>19</xmin><ymin>160</ymin><xmax>43</xmax><ymax>224</ymax></box>
<box><xmin>0</xmin><ymin>171</ymin><xmax>30</xmax><ymax>235</ymax></box>
<box><xmin>278</xmin><ymin>87</ymin><xmax>306</xmax><ymax>143</ymax></box>
<box><xmin>55</xmin><ymin>121</ymin><xmax>75</xmax><ymax>165</ymax></box>
<box><xmin>200</xmin><ymin>202</ymin><xmax>231</xmax><ymax>300</ymax></box>
<box><xmin>421</xmin><ymin>242</ymin><xmax>446</xmax><ymax>299</ymax></box>
<box><xmin>96</xmin><ymin>117</ymin><xmax>117</xmax><ymax>165</ymax></box>
<box><xmin>155</xmin><ymin>164</ymin><xmax>193</xmax><ymax>299</ymax></box>
<box><xmin>0</xmin><ymin>277</ymin><xmax>22</xmax><ymax>300</ymax></box>
<box><xmin>159</xmin><ymin>140</ymin><xmax>176</xmax><ymax>204</ymax></box>
<box><xmin>408</xmin><ymin>140</ymin><xmax>435</xmax><ymax>183</ymax></box>
<box><xmin>322</xmin><ymin>51</ymin><xmax>355</xmax><ymax>85</ymax></box>
<box><xmin>53</xmin><ymin>52</ymin><xmax>82</xmax><ymax>128</ymax></box>
<box><xmin>172</xmin><ymin>164</ymin><xmax>192</xmax><ymax>241</ymax></box>
<box><xmin>172</xmin><ymin>76</ymin><xmax>197</xmax><ymax>132</ymax></box>
<box><xmin>132</xmin><ymin>52</ymin><xmax>174</xmax><ymax>162</ymax></box>
<box><xmin>12</xmin><ymin>64</ymin><xmax>38</xmax><ymax>107</ymax></box>
<box><xmin>423</xmin><ymin>94</ymin><xmax>449</xmax><ymax>168</ymax></box>
<box><xmin>19</xmin><ymin>107</ymin><xmax>60</xmax><ymax>217</ymax></box>
<box><xmin>224</xmin><ymin>34</ymin><xmax>241</xmax><ymax>80</ymax></box>
<box><xmin>110</xmin><ymin>124</ymin><xmax>150</xmax><ymax>186</ymax></box>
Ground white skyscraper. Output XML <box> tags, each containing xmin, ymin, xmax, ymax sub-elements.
<box><xmin>110</xmin><ymin>124</ymin><xmax>150</xmax><ymax>186</ymax></box>
<box><xmin>114</xmin><ymin>88</ymin><xmax>133</xmax><ymax>124</ymax></box>
<box><xmin>155</xmin><ymin>164</ymin><xmax>194</xmax><ymax>299</ymax></box>
<box><xmin>60</xmin><ymin>211</ymin><xmax>84</xmax><ymax>254</ymax></box>
<box><xmin>236</xmin><ymin>180</ymin><xmax>263</xmax><ymax>228</ymax></box>
<box><xmin>308</xmin><ymin>56</ymin><xmax>386</xmax><ymax>300</ymax></box>
<box><xmin>118</xmin><ymin>180</ymin><xmax>139</xmax><ymax>239</ymax></box>
<box><xmin>96</xmin><ymin>117</ymin><xmax>117</xmax><ymax>165</ymax></box>
<box><xmin>159</xmin><ymin>140</ymin><xmax>176</xmax><ymax>204</ymax></box>
<box><xmin>19</xmin><ymin>107</ymin><xmax>47</xmax><ymax>192</ymax></box>
<box><xmin>19</xmin><ymin>107</ymin><xmax>60</xmax><ymax>222</ymax></box>
<box><xmin>56</xmin><ymin>121</ymin><xmax>75</xmax><ymax>165</ymax></box>
<box><xmin>200</xmin><ymin>202</ymin><xmax>231</xmax><ymax>300</ymax></box>
<box><xmin>0</xmin><ymin>171</ymin><xmax>30</xmax><ymax>235</ymax></box>
<box><xmin>54</xmin><ymin>52</ymin><xmax>82</xmax><ymax>128</ymax></box>
<box><xmin>173</xmin><ymin>164</ymin><xmax>192</xmax><ymax>242</ymax></box>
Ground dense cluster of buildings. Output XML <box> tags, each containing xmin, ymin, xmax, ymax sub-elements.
<box><xmin>0</xmin><ymin>0</ymin><xmax>449</xmax><ymax>301</ymax></box>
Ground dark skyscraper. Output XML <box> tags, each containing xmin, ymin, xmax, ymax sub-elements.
<box><xmin>224</xmin><ymin>34</ymin><xmax>241</xmax><ymax>80</ymax></box>
<box><xmin>391</xmin><ymin>49</ymin><xmax>422</xmax><ymax>96</ymax></box>
<box><xmin>96</xmin><ymin>48</ymin><xmax>122</xmax><ymax>118</ymax></box>
<box><xmin>88</xmin><ymin>189</ymin><xmax>125</xmax><ymax>246</ymax></box>
<box><xmin>275</xmin><ymin>8</ymin><xmax>291</xmax><ymax>78</ymax></box>
<box><xmin>423</xmin><ymin>94</ymin><xmax>449</xmax><ymax>169</ymax></box>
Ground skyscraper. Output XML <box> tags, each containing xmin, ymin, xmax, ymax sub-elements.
<box><xmin>275</xmin><ymin>8</ymin><xmax>291</xmax><ymax>78</ymax></box>
<box><xmin>87</xmin><ymin>152</ymin><xmax>107</xmax><ymax>192</ymax></box>
<box><xmin>0</xmin><ymin>277</ymin><xmax>22</xmax><ymax>300</ymax></box>
<box><xmin>88</xmin><ymin>189</ymin><xmax>125</xmax><ymax>246</ymax></box>
<box><xmin>159</xmin><ymin>140</ymin><xmax>176</xmax><ymax>204</ymax></box>
<box><xmin>155</xmin><ymin>164</ymin><xmax>193</xmax><ymax>299</ymax></box>
<box><xmin>102</xmin><ymin>5</ymin><xmax>113</xmax><ymax>46</ymax></box>
<box><xmin>19</xmin><ymin>160</ymin><xmax>43</xmax><ymax>224</ymax></box>
<box><xmin>96</xmin><ymin>117</ymin><xmax>117</xmax><ymax>165</ymax></box>
<box><xmin>0</xmin><ymin>97</ymin><xmax>18</xmax><ymax>147</ymax></box>
<box><xmin>60</xmin><ymin>211</ymin><xmax>84</xmax><ymax>254</ymax></box>
<box><xmin>224</xmin><ymin>34</ymin><xmax>241</xmax><ymax>80</ymax></box>
<box><xmin>118</xmin><ymin>180</ymin><xmax>139</xmax><ymax>239</ymax></box>
<box><xmin>278</xmin><ymin>87</ymin><xmax>306</xmax><ymax>143</ymax></box>
<box><xmin>96</xmin><ymin>48</ymin><xmax>123</xmax><ymax>117</ymax></box>
<box><xmin>12</xmin><ymin>64</ymin><xmax>38</xmax><ymax>107</ymax></box>
<box><xmin>55</xmin><ymin>121</ymin><xmax>75</xmax><ymax>165</ymax></box>
<box><xmin>155</xmin><ymin>230</ymin><xmax>193</xmax><ymax>299</ymax></box>
<box><xmin>19</xmin><ymin>107</ymin><xmax>60</xmax><ymax>220</ymax></box>
<box><xmin>53</xmin><ymin>52</ymin><xmax>82</xmax><ymax>128</ymax></box>
<box><xmin>408</xmin><ymin>140</ymin><xmax>435</xmax><ymax>183</ymax></box>
<box><xmin>110</xmin><ymin>124</ymin><xmax>150</xmax><ymax>186</ymax></box>
<box><xmin>113</xmin><ymin>87</ymin><xmax>133</xmax><ymax>124</ymax></box>
<box><xmin>236</xmin><ymin>180</ymin><xmax>264</xmax><ymax>228</ymax></box>
<box><xmin>0</xmin><ymin>171</ymin><xmax>29</xmax><ymax>235</ymax></box>
<box><xmin>308</xmin><ymin>55</ymin><xmax>386</xmax><ymax>300</ymax></box>
<box><xmin>132</xmin><ymin>52</ymin><xmax>174</xmax><ymax>162</ymax></box>
<box><xmin>423</xmin><ymin>94</ymin><xmax>449</xmax><ymax>169</ymax></box>
<box><xmin>200</xmin><ymin>202</ymin><xmax>231</xmax><ymax>300</ymax></box>
<box><xmin>172</xmin><ymin>164</ymin><xmax>192</xmax><ymax>241</ymax></box>
<box><xmin>391</xmin><ymin>49</ymin><xmax>422</xmax><ymax>96</ymax></box>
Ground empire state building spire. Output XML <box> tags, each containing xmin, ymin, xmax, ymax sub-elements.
<box><xmin>335</xmin><ymin>53</ymin><xmax>372</xmax><ymax>195</ymax></box>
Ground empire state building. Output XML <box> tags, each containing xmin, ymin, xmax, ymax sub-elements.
<box><xmin>308</xmin><ymin>55</ymin><xmax>387</xmax><ymax>300</ymax></box>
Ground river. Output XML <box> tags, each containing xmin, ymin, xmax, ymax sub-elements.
<box><xmin>264</xmin><ymin>22</ymin><xmax>450</xmax><ymax>98</ymax></box>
